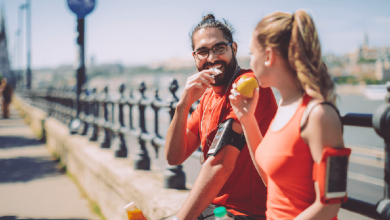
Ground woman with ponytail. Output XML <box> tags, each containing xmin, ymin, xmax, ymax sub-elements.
<box><xmin>229</xmin><ymin>10</ymin><xmax>344</xmax><ymax>219</ymax></box>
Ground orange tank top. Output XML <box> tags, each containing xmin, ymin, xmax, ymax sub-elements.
<box><xmin>255</xmin><ymin>94</ymin><xmax>337</xmax><ymax>220</ymax></box>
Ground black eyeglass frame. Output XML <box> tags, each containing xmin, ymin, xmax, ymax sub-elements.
<box><xmin>193</xmin><ymin>42</ymin><xmax>233</xmax><ymax>60</ymax></box>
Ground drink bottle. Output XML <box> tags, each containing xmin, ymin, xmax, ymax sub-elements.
<box><xmin>214</xmin><ymin>206</ymin><xmax>233</xmax><ymax>220</ymax></box>
<box><xmin>124</xmin><ymin>202</ymin><xmax>147</xmax><ymax>220</ymax></box>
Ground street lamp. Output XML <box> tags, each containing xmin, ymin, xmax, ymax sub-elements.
<box><xmin>13</xmin><ymin>30</ymin><xmax>19</xmax><ymax>87</ymax></box>
<box><xmin>18</xmin><ymin>3</ymin><xmax>27</xmax><ymax>88</ymax></box>
<box><xmin>67</xmin><ymin>0</ymin><xmax>96</xmax><ymax>134</ymax></box>
<box><xmin>25</xmin><ymin>0</ymin><xmax>32</xmax><ymax>90</ymax></box>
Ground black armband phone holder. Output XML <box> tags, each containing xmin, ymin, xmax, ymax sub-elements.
<box><xmin>207</xmin><ymin>118</ymin><xmax>246</xmax><ymax>157</ymax></box>
<box><xmin>313</xmin><ymin>147</ymin><xmax>351</xmax><ymax>204</ymax></box>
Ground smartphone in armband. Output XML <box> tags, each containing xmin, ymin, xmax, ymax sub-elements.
<box><xmin>207</xmin><ymin>118</ymin><xmax>246</xmax><ymax>157</ymax></box>
<box><xmin>313</xmin><ymin>147</ymin><xmax>351</xmax><ymax>204</ymax></box>
<box><xmin>207</xmin><ymin>120</ymin><xmax>230</xmax><ymax>155</ymax></box>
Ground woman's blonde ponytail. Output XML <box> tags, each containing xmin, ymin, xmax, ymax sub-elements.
<box><xmin>254</xmin><ymin>10</ymin><xmax>337</xmax><ymax>104</ymax></box>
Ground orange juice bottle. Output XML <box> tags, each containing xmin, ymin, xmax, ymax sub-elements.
<box><xmin>124</xmin><ymin>202</ymin><xmax>147</xmax><ymax>220</ymax></box>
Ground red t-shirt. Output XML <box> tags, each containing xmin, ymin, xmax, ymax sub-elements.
<box><xmin>187</xmin><ymin>69</ymin><xmax>278</xmax><ymax>218</ymax></box>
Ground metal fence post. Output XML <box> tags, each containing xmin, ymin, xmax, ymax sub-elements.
<box><xmin>80</xmin><ymin>86</ymin><xmax>90</xmax><ymax>135</ymax></box>
<box><xmin>164</xmin><ymin>79</ymin><xmax>186</xmax><ymax>189</ymax></box>
<box><xmin>127</xmin><ymin>88</ymin><xmax>135</xmax><ymax>131</ymax></box>
<box><xmin>99</xmin><ymin>86</ymin><xmax>112</xmax><ymax>148</ymax></box>
<box><xmin>68</xmin><ymin>86</ymin><xmax>78</xmax><ymax>128</ymax></box>
<box><xmin>84</xmin><ymin>88</ymin><xmax>96</xmax><ymax>137</ymax></box>
<box><xmin>54</xmin><ymin>87</ymin><xmax>62</xmax><ymax>120</ymax></box>
<box><xmin>372</xmin><ymin>82</ymin><xmax>390</xmax><ymax>219</ymax></box>
<box><xmin>113</xmin><ymin>84</ymin><xmax>128</xmax><ymax>158</ymax></box>
<box><xmin>133</xmin><ymin>82</ymin><xmax>151</xmax><ymax>170</ymax></box>
<box><xmin>90</xmin><ymin>88</ymin><xmax>100</xmax><ymax>142</ymax></box>
<box><xmin>47</xmin><ymin>86</ymin><xmax>54</xmax><ymax>117</ymax></box>
<box><xmin>60</xmin><ymin>87</ymin><xmax>68</xmax><ymax>123</ymax></box>
<box><xmin>151</xmin><ymin>88</ymin><xmax>165</xmax><ymax>158</ymax></box>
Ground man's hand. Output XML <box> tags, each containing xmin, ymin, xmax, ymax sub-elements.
<box><xmin>179</xmin><ymin>70</ymin><xmax>215</xmax><ymax>109</ymax></box>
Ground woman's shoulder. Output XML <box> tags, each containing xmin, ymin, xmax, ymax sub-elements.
<box><xmin>301</xmin><ymin>98</ymin><xmax>345</xmax><ymax>162</ymax></box>
<box><xmin>301</xmin><ymin>97</ymin><xmax>340</xmax><ymax>126</ymax></box>
<box><xmin>306</xmin><ymin>98</ymin><xmax>340</xmax><ymax>123</ymax></box>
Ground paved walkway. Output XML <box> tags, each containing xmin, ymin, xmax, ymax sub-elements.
<box><xmin>0</xmin><ymin>104</ymin><xmax>100</xmax><ymax>220</ymax></box>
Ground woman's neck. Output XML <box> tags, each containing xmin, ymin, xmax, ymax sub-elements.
<box><xmin>275</xmin><ymin>72</ymin><xmax>304</xmax><ymax>106</ymax></box>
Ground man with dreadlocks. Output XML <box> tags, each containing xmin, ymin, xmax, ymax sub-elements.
<box><xmin>164</xmin><ymin>14</ymin><xmax>277</xmax><ymax>220</ymax></box>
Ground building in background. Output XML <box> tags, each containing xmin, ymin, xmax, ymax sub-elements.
<box><xmin>375</xmin><ymin>48</ymin><xmax>390</xmax><ymax>81</ymax></box>
<box><xmin>325</xmin><ymin>33</ymin><xmax>390</xmax><ymax>83</ymax></box>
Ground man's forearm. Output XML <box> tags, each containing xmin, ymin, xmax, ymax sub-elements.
<box><xmin>176</xmin><ymin>157</ymin><xmax>235</xmax><ymax>220</ymax></box>
<box><xmin>165</xmin><ymin>102</ymin><xmax>191</xmax><ymax>165</ymax></box>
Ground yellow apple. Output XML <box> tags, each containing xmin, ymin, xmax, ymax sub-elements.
<box><xmin>236</xmin><ymin>76</ymin><xmax>259</xmax><ymax>98</ymax></box>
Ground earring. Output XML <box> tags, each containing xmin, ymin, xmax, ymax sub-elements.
<box><xmin>265</xmin><ymin>61</ymin><xmax>270</xmax><ymax>66</ymax></box>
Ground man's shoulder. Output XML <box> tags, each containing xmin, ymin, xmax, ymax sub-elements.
<box><xmin>235</xmin><ymin>69</ymin><xmax>255</xmax><ymax>81</ymax></box>
<box><xmin>196</xmin><ymin>88</ymin><xmax>213</xmax><ymax>107</ymax></box>
<box><xmin>239</xmin><ymin>68</ymin><xmax>254</xmax><ymax>74</ymax></box>
<box><xmin>202</xmin><ymin>88</ymin><xmax>213</xmax><ymax>100</ymax></box>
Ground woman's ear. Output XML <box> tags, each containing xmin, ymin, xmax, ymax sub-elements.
<box><xmin>264</xmin><ymin>46</ymin><xmax>275</xmax><ymax>67</ymax></box>
<box><xmin>232</xmin><ymin>42</ymin><xmax>238</xmax><ymax>56</ymax></box>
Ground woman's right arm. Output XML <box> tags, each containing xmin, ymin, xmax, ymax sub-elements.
<box><xmin>229</xmin><ymin>86</ymin><xmax>268</xmax><ymax>185</ymax></box>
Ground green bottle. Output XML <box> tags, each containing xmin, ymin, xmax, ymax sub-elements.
<box><xmin>214</xmin><ymin>207</ymin><xmax>233</xmax><ymax>220</ymax></box>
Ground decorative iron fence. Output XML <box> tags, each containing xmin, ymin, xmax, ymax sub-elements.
<box><xmin>21</xmin><ymin>80</ymin><xmax>390</xmax><ymax>219</ymax></box>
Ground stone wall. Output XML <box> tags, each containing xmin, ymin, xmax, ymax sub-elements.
<box><xmin>13</xmin><ymin>96</ymin><xmax>189</xmax><ymax>220</ymax></box>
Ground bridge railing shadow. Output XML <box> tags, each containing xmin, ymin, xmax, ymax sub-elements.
<box><xmin>20</xmin><ymin>80</ymin><xmax>390</xmax><ymax>219</ymax></box>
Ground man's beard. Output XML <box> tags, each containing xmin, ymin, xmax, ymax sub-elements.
<box><xmin>199</xmin><ymin>55</ymin><xmax>238</xmax><ymax>87</ymax></box>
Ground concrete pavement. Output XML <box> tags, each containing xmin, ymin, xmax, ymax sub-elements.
<box><xmin>0</xmin><ymin>104</ymin><xmax>100</xmax><ymax>220</ymax></box>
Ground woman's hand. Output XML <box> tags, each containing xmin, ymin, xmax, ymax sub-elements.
<box><xmin>179</xmin><ymin>70</ymin><xmax>215</xmax><ymax>109</ymax></box>
<box><xmin>229</xmin><ymin>83</ymin><xmax>259</xmax><ymax>122</ymax></box>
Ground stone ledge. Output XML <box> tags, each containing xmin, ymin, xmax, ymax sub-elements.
<box><xmin>12</xmin><ymin>95</ymin><xmax>47</xmax><ymax>140</ymax></box>
<box><xmin>13</xmin><ymin>96</ymin><xmax>189</xmax><ymax>220</ymax></box>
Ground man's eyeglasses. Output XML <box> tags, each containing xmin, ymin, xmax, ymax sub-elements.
<box><xmin>193</xmin><ymin>42</ymin><xmax>232</xmax><ymax>60</ymax></box>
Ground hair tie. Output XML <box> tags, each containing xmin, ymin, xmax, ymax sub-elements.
<box><xmin>291</xmin><ymin>13</ymin><xmax>295</xmax><ymax>22</ymax></box>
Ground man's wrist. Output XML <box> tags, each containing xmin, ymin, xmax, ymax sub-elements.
<box><xmin>176</xmin><ymin>100</ymin><xmax>192</xmax><ymax>113</ymax></box>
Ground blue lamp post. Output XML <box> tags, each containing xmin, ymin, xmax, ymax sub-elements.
<box><xmin>67</xmin><ymin>0</ymin><xmax>96</xmax><ymax>134</ymax></box>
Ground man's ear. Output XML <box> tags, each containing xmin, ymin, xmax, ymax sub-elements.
<box><xmin>232</xmin><ymin>42</ymin><xmax>238</xmax><ymax>56</ymax></box>
<box><xmin>192</xmin><ymin>52</ymin><xmax>195</xmax><ymax>58</ymax></box>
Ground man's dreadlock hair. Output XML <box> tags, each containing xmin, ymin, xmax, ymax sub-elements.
<box><xmin>190</xmin><ymin>14</ymin><xmax>236</xmax><ymax>50</ymax></box>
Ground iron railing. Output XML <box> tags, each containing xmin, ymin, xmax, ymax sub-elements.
<box><xmin>21</xmin><ymin>81</ymin><xmax>390</xmax><ymax>219</ymax></box>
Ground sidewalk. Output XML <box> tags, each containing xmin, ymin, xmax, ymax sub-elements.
<box><xmin>0</xmin><ymin>104</ymin><xmax>100</xmax><ymax>220</ymax></box>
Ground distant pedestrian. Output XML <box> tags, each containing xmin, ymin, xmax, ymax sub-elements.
<box><xmin>1</xmin><ymin>78</ymin><xmax>13</xmax><ymax>118</ymax></box>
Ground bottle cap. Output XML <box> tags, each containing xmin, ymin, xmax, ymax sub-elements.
<box><xmin>124</xmin><ymin>202</ymin><xmax>136</xmax><ymax>211</ymax></box>
<box><xmin>214</xmin><ymin>206</ymin><xmax>227</xmax><ymax>218</ymax></box>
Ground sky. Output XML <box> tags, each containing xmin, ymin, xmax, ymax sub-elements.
<box><xmin>3</xmin><ymin>0</ymin><xmax>390</xmax><ymax>69</ymax></box>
